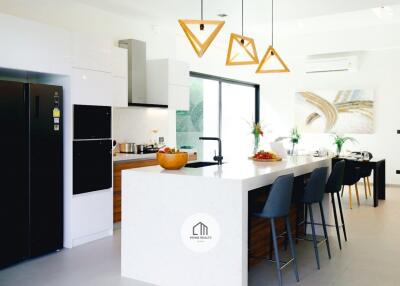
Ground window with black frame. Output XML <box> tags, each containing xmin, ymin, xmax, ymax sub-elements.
<box><xmin>176</xmin><ymin>72</ymin><xmax>260</xmax><ymax>162</ymax></box>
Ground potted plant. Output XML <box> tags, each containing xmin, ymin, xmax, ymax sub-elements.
<box><xmin>251</xmin><ymin>122</ymin><xmax>264</xmax><ymax>154</ymax></box>
<box><xmin>332</xmin><ymin>134</ymin><xmax>357</xmax><ymax>157</ymax></box>
<box><xmin>289</xmin><ymin>127</ymin><xmax>301</xmax><ymax>155</ymax></box>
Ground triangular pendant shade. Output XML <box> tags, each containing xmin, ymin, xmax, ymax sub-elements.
<box><xmin>256</xmin><ymin>45</ymin><xmax>290</xmax><ymax>73</ymax></box>
<box><xmin>178</xmin><ymin>19</ymin><xmax>225</xmax><ymax>57</ymax></box>
<box><xmin>226</xmin><ymin>33</ymin><xmax>259</xmax><ymax>65</ymax></box>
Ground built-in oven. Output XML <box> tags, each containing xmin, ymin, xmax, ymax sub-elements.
<box><xmin>73</xmin><ymin>104</ymin><xmax>112</xmax><ymax>195</ymax></box>
<box><xmin>73</xmin><ymin>105</ymin><xmax>111</xmax><ymax>140</ymax></box>
<box><xmin>73</xmin><ymin>140</ymin><xmax>112</xmax><ymax>195</ymax></box>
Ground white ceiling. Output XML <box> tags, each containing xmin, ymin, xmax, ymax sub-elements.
<box><xmin>73</xmin><ymin>0</ymin><xmax>400</xmax><ymax>25</ymax></box>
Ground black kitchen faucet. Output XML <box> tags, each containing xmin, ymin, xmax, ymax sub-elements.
<box><xmin>199</xmin><ymin>137</ymin><xmax>223</xmax><ymax>165</ymax></box>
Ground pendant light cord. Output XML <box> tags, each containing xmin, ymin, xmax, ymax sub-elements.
<box><xmin>201</xmin><ymin>0</ymin><xmax>204</xmax><ymax>20</ymax></box>
<box><xmin>200</xmin><ymin>0</ymin><xmax>205</xmax><ymax>30</ymax></box>
<box><xmin>271</xmin><ymin>0</ymin><xmax>274</xmax><ymax>47</ymax></box>
<box><xmin>242</xmin><ymin>0</ymin><xmax>244</xmax><ymax>37</ymax></box>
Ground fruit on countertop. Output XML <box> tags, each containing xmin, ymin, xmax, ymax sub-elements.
<box><xmin>158</xmin><ymin>146</ymin><xmax>178</xmax><ymax>154</ymax></box>
<box><xmin>253</xmin><ymin>150</ymin><xmax>279</xmax><ymax>160</ymax></box>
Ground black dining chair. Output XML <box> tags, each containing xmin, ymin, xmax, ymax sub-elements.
<box><xmin>301</xmin><ymin>167</ymin><xmax>331</xmax><ymax>270</ymax></box>
<box><xmin>360</xmin><ymin>165</ymin><xmax>372</xmax><ymax>199</ymax></box>
<box><xmin>325</xmin><ymin>160</ymin><xmax>347</xmax><ymax>250</ymax></box>
<box><xmin>253</xmin><ymin>174</ymin><xmax>300</xmax><ymax>286</ymax></box>
<box><xmin>341</xmin><ymin>160</ymin><xmax>362</xmax><ymax>209</ymax></box>
<box><xmin>359</xmin><ymin>152</ymin><xmax>373</xmax><ymax>200</ymax></box>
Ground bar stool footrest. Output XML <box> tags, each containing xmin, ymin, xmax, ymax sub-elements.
<box><xmin>296</xmin><ymin>236</ymin><xmax>327</xmax><ymax>247</ymax></box>
<box><xmin>250</xmin><ymin>256</ymin><xmax>295</xmax><ymax>270</ymax></box>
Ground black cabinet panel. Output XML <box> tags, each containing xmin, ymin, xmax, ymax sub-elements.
<box><xmin>28</xmin><ymin>84</ymin><xmax>63</xmax><ymax>257</ymax></box>
<box><xmin>73</xmin><ymin>140</ymin><xmax>112</xmax><ymax>195</ymax></box>
<box><xmin>73</xmin><ymin>105</ymin><xmax>111</xmax><ymax>139</ymax></box>
<box><xmin>0</xmin><ymin>80</ymin><xmax>29</xmax><ymax>268</ymax></box>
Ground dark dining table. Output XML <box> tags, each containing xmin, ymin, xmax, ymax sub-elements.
<box><xmin>332</xmin><ymin>157</ymin><xmax>386</xmax><ymax>207</ymax></box>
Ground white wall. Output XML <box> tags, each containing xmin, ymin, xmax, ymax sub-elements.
<box><xmin>0</xmin><ymin>0</ymin><xmax>399</xmax><ymax>184</ymax></box>
<box><xmin>258</xmin><ymin>29</ymin><xmax>400</xmax><ymax>184</ymax></box>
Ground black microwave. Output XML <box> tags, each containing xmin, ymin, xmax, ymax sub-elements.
<box><xmin>73</xmin><ymin>105</ymin><xmax>111</xmax><ymax>140</ymax></box>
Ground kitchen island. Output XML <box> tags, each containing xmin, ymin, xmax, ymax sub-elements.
<box><xmin>121</xmin><ymin>156</ymin><xmax>331</xmax><ymax>286</ymax></box>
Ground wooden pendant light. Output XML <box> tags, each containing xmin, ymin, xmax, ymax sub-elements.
<box><xmin>178</xmin><ymin>0</ymin><xmax>225</xmax><ymax>57</ymax></box>
<box><xmin>226</xmin><ymin>33</ymin><xmax>259</xmax><ymax>65</ymax></box>
<box><xmin>226</xmin><ymin>0</ymin><xmax>259</xmax><ymax>65</ymax></box>
<box><xmin>256</xmin><ymin>45</ymin><xmax>289</xmax><ymax>73</ymax></box>
<box><xmin>256</xmin><ymin>0</ymin><xmax>290</xmax><ymax>73</ymax></box>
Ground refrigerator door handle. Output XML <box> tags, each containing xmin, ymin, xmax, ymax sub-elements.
<box><xmin>34</xmin><ymin>96</ymin><xmax>40</xmax><ymax>118</ymax></box>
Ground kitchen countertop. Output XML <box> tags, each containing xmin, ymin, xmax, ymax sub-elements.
<box><xmin>113</xmin><ymin>150</ymin><xmax>197</xmax><ymax>163</ymax></box>
<box><xmin>122</xmin><ymin>155</ymin><xmax>331</xmax><ymax>189</ymax></box>
<box><xmin>113</xmin><ymin>153</ymin><xmax>158</xmax><ymax>162</ymax></box>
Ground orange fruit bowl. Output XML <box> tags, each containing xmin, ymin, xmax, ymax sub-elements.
<box><xmin>157</xmin><ymin>152</ymin><xmax>189</xmax><ymax>170</ymax></box>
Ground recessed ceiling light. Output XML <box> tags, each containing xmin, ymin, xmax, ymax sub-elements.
<box><xmin>297</xmin><ymin>20</ymin><xmax>305</xmax><ymax>30</ymax></box>
<box><xmin>217</xmin><ymin>13</ymin><xmax>228</xmax><ymax>18</ymax></box>
<box><xmin>372</xmin><ymin>6</ymin><xmax>393</xmax><ymax>19</ymax></box>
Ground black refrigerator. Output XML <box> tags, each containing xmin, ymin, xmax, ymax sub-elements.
<box><xmin>0</xmin><ymin>80</ymin><xmax>63</xmax><ymax>269</ymax></box>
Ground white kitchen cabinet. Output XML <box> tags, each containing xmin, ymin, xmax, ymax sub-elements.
<box><xmin>111</xmin><ymin>47</ymin><xmax>128</xmax><ymax>107</ymax></box>
<box><xmin>147</xmin><ymin>59</ymin><xmax>190</xmax><ymax>110</ymax></box>
<box><xmin>168</xmin><ymin>60</ymin><xmax>190</xmax><ymax>86</ymax></box>
<box><xmin>72</xmin><ymin>32</ymin><xmax>112</xmax><ymax>73</ymax></box>
<box><xmin>112</xmin><ymin>76</ymin><xmax>128</xmax><ymax>107</ymax></box>
<box><xmin>71</xmin><ymin>68</ymin><xmax>112</xmax><ymax>106</ymax></box>
<box><xmin>0</xmin><ymin>13</ymin><xmax>71</xmax><ymax>75</ymax></box>
<box><xmin>168</xmin><ymin>84</ymin><xmax>190</xmax><ymax>110</ymax></box>
<box><xmin>112</xmin><ymin>47</ymin><xmax>128</xmax><ymax>78</ymax></box>
<box><xmin>71</xmin><ymin>189</ymin><xmax>113</xmax><ymax>247</ymax></box>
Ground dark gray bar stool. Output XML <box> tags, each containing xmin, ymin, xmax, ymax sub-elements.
<box><xmin>253</xmin><ymin>174</ymin><xmax>300</xmax><ymax>286</ymax></box>
<box><xmin>301</xmin><ymin>167</ymin><xmax>331</xmax><ymax>270</ymax></box>
<box><xmin>325</xmin><ymin>160</ymin><xmax>347</xmax><ymax>249</ymax></box>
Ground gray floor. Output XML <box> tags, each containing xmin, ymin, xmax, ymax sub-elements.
<box><xmin>1</xmin><ymin>186</ymin><xmax>399</xmax><ymax>286</ymax></box>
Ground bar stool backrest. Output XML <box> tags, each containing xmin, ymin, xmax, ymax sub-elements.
<box><xmin>303</xmin><ymin>167</ymin><xmax>328</xmax><ymax>203</ymax></box>
<box><xmin>326</xmin><ymin>160</ymin><xmax>345</xmax><ymax>194</ymax></box>
<box><xmin>261</xmin><ymin>174</ymin><xmax>294</xmax><ymax>219</ymax></box>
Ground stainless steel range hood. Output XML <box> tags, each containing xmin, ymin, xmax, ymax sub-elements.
<box><xmin>118</xmin><ymin>39</ymin><xmax>167</xmax><ymax>108</ymax></box>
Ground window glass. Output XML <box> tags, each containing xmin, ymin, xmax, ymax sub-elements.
<box><xmin>176</xmin><ymin>75</ymin><xmax>257</xmax><ymax>162</ymax></box>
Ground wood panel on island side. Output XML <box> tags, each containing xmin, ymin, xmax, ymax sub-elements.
<box><xmin>113</xmin><ymin>153</ymin><xmax>198</xmax><ymax>223</ymax></box>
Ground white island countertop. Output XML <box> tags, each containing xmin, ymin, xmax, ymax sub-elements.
<box><xmin>123</xmin><ymin>155</ymin><xmax>331</xmax><ymax>190</ymax></box>
<box><xmin>121</xmin><ymin>156</ymin><xmax>332</xmax><ymax>286</ymax></box>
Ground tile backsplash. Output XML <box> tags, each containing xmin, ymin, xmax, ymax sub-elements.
<box><xmin>112</xmin><ymin>107</ymin><xmax>170</xmax><ymax>145</ymax></box>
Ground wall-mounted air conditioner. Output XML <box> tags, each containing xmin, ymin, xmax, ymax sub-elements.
<box><xmin>305</xmin><ymin>56</ymin><xmax>358</xmax><ymax>74</ymax></box>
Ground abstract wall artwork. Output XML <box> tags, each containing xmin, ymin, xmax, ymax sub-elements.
<box><xmin>295</xmin><ymin>89</ymin><xmax>374</xmax><ymax>134</ymax></box>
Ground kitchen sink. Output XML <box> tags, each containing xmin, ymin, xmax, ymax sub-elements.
<box><xmin>185</xmin><ymin>161</ymin><xmax>220</xmax><ymax>168</ymax></box>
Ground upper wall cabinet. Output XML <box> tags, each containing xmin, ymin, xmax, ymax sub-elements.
<box><xmin>0</xmin><ymin>13</ymin><xmax>71</xmax><ymax>75</ymax></box>
<box><xmin>112</xmin><ymin>77</ymin><xmax>128</xmax><ymax>108</ymax></box>
<box><xmin>111</xmin><ymin>47</ymin><xmax>128</xmax><ymax>107</ymax></box>
<box><xmin>71</xmin><ymin>68</ymin><xmax>112</xmax><ymax>106</ymax></box>
<box><xmin>147</xmin><ymin>59</ymin><xmax>190</xmax><ymax>110</ymax></box>
<box><xmin>168</xmin><ymin>60</ymin><xmax>190</xmax><ymax>87</ymax></box>
<box><xmin>72</xmin><ymin>32</ymin><xmax>112</xmax><ymax>73</ymax></box>
<box><xmin>112</xmin><ymin>47</ymin><xmax>128</xmax><ymax>78</ymax></box>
